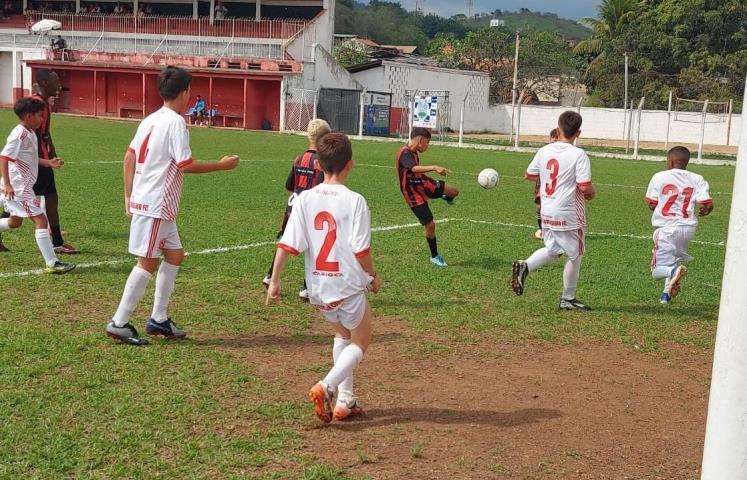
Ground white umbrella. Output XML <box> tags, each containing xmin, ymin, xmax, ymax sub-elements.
<box><xmin>31</xmin><ymin>19</ymin><xmax>62</xmax><ymax>33</ymax></box>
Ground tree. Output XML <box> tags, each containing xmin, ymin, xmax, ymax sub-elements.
<box><xmin>574</xmin><ymin>0</ymin><xmax>639</xmax><ymax>73</ymax></box>
<box><xmin>333</xmin><ymin>39</ymin><xmax>369</xmax><ymax>68</ymax></box>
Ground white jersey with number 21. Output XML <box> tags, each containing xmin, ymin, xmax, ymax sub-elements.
<box><xmin>278</xmin><ymin>183</ymin><xmax>373</xmax><ymax>306</ymax></box>
<box><xmin>646</xmin><ymin>169</ymin><xmax>711</xmax><ymax>228</ymax></box>
<box><xmin>526</xmin><ymin>142</ymin><xmax>592</xmax><ymax>231</ymax></box>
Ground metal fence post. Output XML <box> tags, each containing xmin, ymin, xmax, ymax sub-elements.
<box><xmin>634</xmin><ymin>97</ymin><xmax>645</xmax><ymax>160</ymax></box>
<box><xmin>698</xmin><ymin>99</ymin><xmax>709</xmax><ymax>161</ymax></box>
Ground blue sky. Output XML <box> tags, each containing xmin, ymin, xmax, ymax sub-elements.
<box><xmin>397</xmin><ymin>0</ymin><xmax>601</xmax><ymax>20</ymax></box>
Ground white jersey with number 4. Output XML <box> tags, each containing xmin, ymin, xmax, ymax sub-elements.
<box><xmin>646</xmin><ymin>169</ymin><xmax>711</xmax><ymax>228</ymax></box>
<box><xmin>127</xmin><ymin>107</ymin><xmax>193</xmax><ymax>221</ymax></box>
<box><xmin>526</xmin><ymin>142</ymin><xmax>592</xmax><ymax>231</ymax></box>
<box><xmin>278</xmin><ymin>183</ymin><xmax>373</xmax><ymax>306</ymax></box>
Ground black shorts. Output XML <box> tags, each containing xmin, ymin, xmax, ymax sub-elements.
<box><xmin>33</xmin><ymin>166</ymin><xmax>56</xmax><ymax>196</ymax></box>
<box><xmin>410</xmin><ymin>203</ymin><xmax>434</xmax><ymax>226</ymax></box>
<box><xmin>426</xmin><ymin>179</ymin><xmax>445</xmax><ymax>199</ymax></box>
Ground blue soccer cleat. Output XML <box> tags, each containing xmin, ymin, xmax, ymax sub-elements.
<box><xmin>145</xmin><ymin>318</ymin><xmax>187</xmax><ymax>339</ymax></box>
<box><xmin>659</xmin><ymin>292</ymin><xmax>671</xmax><ymax>304</ymax></box>
<box><xmin>430</xmin><ymin>255</ymin><xmax>448</xmax><ymax>268</ymax></box>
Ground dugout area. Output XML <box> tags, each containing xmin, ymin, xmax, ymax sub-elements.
<box><xmin>25</xmin><ymin>60</ymin><xmax>286</xmax><ymax>130</ymax></box>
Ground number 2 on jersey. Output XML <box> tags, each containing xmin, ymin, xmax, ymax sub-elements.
<box><xmin>545</xmin><ymin>159</ymin><xmax>559</xmax><ymax>195</ymax></box>
<box><xmin>661</xmin><ymin>184</ymin><xmax>694</xmax><ymax>218</ymax></box>
<box><xmin>314</xmin><ymin>211</ymin><xmax>340</xmax><ymax>272</ymax></box>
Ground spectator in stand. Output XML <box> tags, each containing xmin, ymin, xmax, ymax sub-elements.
<box><xmin>214</xmin><ymin>1</ymin><xmax>227</xmax><ymax>20</ymax></box>
<box><xmin>113</xmin><ymin>2</ymin><xmax>123</xmax><ymax>14</ymax></box>
<box><xmin>51</xmin><ymin>36</ymin><xmax>67</xmax><ymax>60</ymax></box>
<box><xmin>191</xmin><ymin>95</ymin><xmax>206</xmax><ymax>126</ymax></box>
<box><xmin>137</xmin><ymin>4</ymin><xmax>144</xmax><ymax>16</ymax></box>
<box><xmin>144</xmin><ymin>3</ymin><xmax>152</xmax><ymax>14</ymax></box>
<box><xmin>4</xmin><ymin>0</ymin><xmax>13</xmax><ymax>16</ymax></box>
<box><xmin>90</xmin><ymin>3</ymin><xmax>100</xmax><ymax>13</ymax></box>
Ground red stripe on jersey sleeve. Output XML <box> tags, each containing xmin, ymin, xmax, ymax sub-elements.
<box><xmin>176</xmin><ymin>158</ymin><xmax>193</xmax><ymax>168</ymax></box>
<box><xmin>524</xmin><ymin>172</ymin><xmax>539</xmax><ymax>180</ymax></box>
<box><xmin>577</xmin><ymin>181</ymin><xmax>593</xmax><ymax>188</ymax></box>
<box><xmin>697</xmin><ymin>199</ymin><xmax>713</xmax><ymax>205</ymax></box>
<box><xmin>126</xmin><ymin>147</ymin><xmax>135</xmax><ymax>155</ymax></box>
<box><xmin>645</xmin><ymin>196</ymin><xmax>658</xmax><ymax>206</ymax></box>
<box><xmin>0</xmin><ymin>155</ymin><xmax>17</xmax><ymax>162</ymax></box>
<box><xmin>354</xmin><ymin>248</ymin><xmax>371</xmax><ymax>258</ymax></box>
<box><xmin>277</xmin><ymin>243</ymin><xmax>300</xmax><ymax>256</ymax></box>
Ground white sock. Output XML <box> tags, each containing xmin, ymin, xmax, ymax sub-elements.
<box><xmin>525</xmin><ymin>247</ymin><xmax>558</xmax><ymax>272</ymax></box>
<box><xmin>0</xmin><ymin>218</ymin><xmax>11</xmax><ymax>232</ymax></box>
<box><xmin>333</xmin><ymin>337</ymin><xmax>354</xmax><ymax>399</ymax></box>
<box><xmin>112</xmin><ymin>266</ymin><xmax>152</xmax><ymax>327</ymax></box>
<box><xmin>652</xmin><ymin>265</ymin><xmax>675</xmax><ymax>280</ymax></box>
<box><xmin>151</xmin><ymin>262</ymin><xmax>179</xmax><ymax>323</ymax></box>
<box><xmin>323</xmin><ymin>343</ymin><xmax>363</xmax><ymax>391</ymax></box>
<box><xmin>562</xmin><ymin>256</ymin><xmax>583</xmax><ymax>300</ymax></box>
<box><xmin>35</xmin><ymin>229</ymin><xmax>58</xmax><ymax>266</ymax></box>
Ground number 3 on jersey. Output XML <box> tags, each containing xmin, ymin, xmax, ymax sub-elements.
<box><xmin>315</xmin><ymin>211</ymin><xmax>339</xmax><ymax>272</ymax></box>
<box><xmin>545</xmin><ymin>158</ymin><xmax>559</xmax><ymax>195</ymax></box>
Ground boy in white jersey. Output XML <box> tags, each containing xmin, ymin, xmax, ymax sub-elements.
<box><xmin>266</xmin><ymin>132</ymin><xmax>381</xmax><ymax>423</ymax></box>
<box><xmin>511</xmin><ymin>111</ymin><xmax>596</xmax><ymax>310</ymax></box>
<box><xmin>106</xmin><ymin>66</ymin><xmax>239</xmax><ymax>346</ymax></box>
<box><xmin>0</xmin><ymin>97</ymin><xmax>75</xmax><ymax>274</ymax></box>
<box><xmin>645</xmin><ymin>146</ymin><xmax>713</xmax><ymax>304</ymax></box>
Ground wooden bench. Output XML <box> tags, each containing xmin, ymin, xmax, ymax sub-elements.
<box><xmin>213</xmin><ymin>114</ymin><xmax>243</xmax><ymax>128</ymax></box>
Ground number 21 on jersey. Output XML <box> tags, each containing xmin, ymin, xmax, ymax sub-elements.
<box><xmin>661</xmin><ymin>184</ymin><xmax>694</xmax><ymax>218</ymax></box>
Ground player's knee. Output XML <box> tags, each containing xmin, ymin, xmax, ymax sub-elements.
<box><xmin>136</xmin><ymin>257</ymin><xmax>160</xmax><ymax>274</ymax></box>
<box><xmin>164</xmin><ymin>249</ymin><xmax>185</xmax><ymax>266</ymax></box>
<box><xmin>7</xmin><ymin>216</ymin><xmax>22</xmax><ymax>229</ymax></box>
<box><xmin>424</xmin><ymin>222</ymin><xmax>436</xmax><ymax>237</ymax></box>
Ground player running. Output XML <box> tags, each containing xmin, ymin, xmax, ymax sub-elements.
<box><xmin>533</xmin><ymin>128</ymin><xmax>560</xmax><ymax>240</ymax></box>
<box><xmin>396</xmin><ymin>127</ymin><xmax>459</xmax><ymax>267</ymax></box>
<box><xmin>645</xmin><ymin>146</ymin><xmax>713</xmax><ymax>304</ymax></box>
<box><xmin>106</xmin><ymin>66</ymin><xmax>239</xmax><ymax>346</ymax></box>
<box><xmin>263</xmin><ymin>118</ymin><xmax>330</xmax><ymax>300</ymax></box>
<box><xmin>0</xmin><ymin>97</ymin><xmax>75</xmax><ymax>274</ymax></box>
<box><xmin>512</xmin><ymin>111</ymin><xmax>596</xmax><ymax>310</ymax></box>
<box><xmin>266</xmin><ymin>132</ymin><xmax>380</xmax><ymax>423</ymax></box>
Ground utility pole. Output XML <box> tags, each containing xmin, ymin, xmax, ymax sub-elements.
<box><xmin>509</xmin><ymin>31</ymin><xmax>520</xmax><ymax>143</ymax></box>
<box><xmin>465</xmin><ymin>0</ymin><xmax>474</xmax><ymax>17</ymax></box>
<box><xmin>414</xmin><ymin>0</ymin><xmax>424</xmax><ymax>13</ymax></box>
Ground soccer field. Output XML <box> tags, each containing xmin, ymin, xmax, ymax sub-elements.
<box><xmin>0</xmin><ymin>111</ymin><xmax>732</xmax><ymax>478</ymax></box>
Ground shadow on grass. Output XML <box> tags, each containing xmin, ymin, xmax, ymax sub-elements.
<box><xmin>597</xmin><ymin>303</ymin><xmax>718</xmax><ymax>321</ymax></box>
<box><xmin>185</xmin><ymin>332</ymin><xmax>403</xmax><ymax>348</ymax></box>
<box><xmin>448</xmin><ymin>256</ymin><xmax>515</xmax><ymax>271</ymax></box>
<box><xmin>325</xmin><ymin>407</ymin><xmax>562</xmax><ymax>431</ymax></box>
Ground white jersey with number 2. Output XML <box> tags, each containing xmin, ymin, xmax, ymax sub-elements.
<box><xmin>526</xmin><ymin>142</ymin><xmax>592</xmax><ymax>231</ymax></box>
<box><xmin>127</xmin><ymin>107</ymin><xmax>193</xmax><ymax>221</ymax></box>
<box><xmin>646</xmin><ymin>169</ymin><xmax>711</xmax><ymax>228</ymax></box>
<box><xmin>278</xmin><ymin>183</ymin><xmax>373</xmax><ymax>306</ymax></box>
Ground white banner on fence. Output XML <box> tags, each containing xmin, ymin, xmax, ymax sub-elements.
<box><xmin>412</xmin><ymin>96</ymin><xmax>439</xmax><ymax>129</ymax></box>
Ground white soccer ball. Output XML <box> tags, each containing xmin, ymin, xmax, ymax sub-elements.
<box><xmin>477</xmin><ymin>168</ymin><xmax>500</xmax><ymax>189</ymax></box>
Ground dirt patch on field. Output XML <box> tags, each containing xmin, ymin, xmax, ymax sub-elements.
<box><xmin>225</xmin><ymin>316</ymin><xmax>711</xmax><ymax>479</ymax></box>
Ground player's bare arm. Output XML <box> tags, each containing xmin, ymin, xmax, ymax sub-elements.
<box><xmin>356</xmin><ymin>253</ymin><xmax>380</xmax><ymax>294</ymax></box>
<box><xmin>698</xmin><ymin>200</ymin><xmax>714</xmax><ymax>217</ymax></box>
<box><xmin>265</xmin><ymin>248</ymin><xmax>290</xmax><ymax>305</ymax></box>
<box><xmin>579</xmin><ymin>183</ymin><xmax>596</xmax><ymax>200</ymax></box>
<box><xmin>122</xmin><ymin>149</ymin><xmax>136</xmax><ymax>217</ymax></box>
<box><xmin>181</xmin><ymin>155</ymin><xmax>240</xmax><ymax>174</ymax></box>
<box><xmin>411</xmin><ymin>165</ymin><xmax>447</xmax><ymax>176</ymax></box>
<box><xmin>0</xmin><ymin>158</ymin><xmax>13</xmax><ymax>200</ymax></box>
<box><xmin>524</xmin><ymin>172</ymin><xmax>539</xmax><ymax>182</ymax></box>
<box><xmin>39</xmin><ymin>157</ymin><xmax>63</xmax><ymax>169</ymax></box>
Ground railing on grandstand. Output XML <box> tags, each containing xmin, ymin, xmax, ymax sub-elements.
<box><xmin>25</xmin><ymin>11</ymin><xmax>306</xmax><ymax>39</ymax></box>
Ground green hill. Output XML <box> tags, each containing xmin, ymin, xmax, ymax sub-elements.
<box><xmin>464</xmin><ymin>13</ymin><xmax>591</xmax><ymax>40</ymax></box>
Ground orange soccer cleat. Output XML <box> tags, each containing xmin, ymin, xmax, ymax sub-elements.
<box><xmin>333</xmin><ymin>397</ymin><xmax>362</xmax><ymax>421</ymax></box>
<box><xmin>308</xmin><ymin>382</ymin><xmax>334</xmax><ymax>423</ymax></box>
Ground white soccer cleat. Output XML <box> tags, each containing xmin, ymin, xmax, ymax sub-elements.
<box><xmin>262</xmin><ymin>275</ymin><xmax>270</xmax><ymax>289</ymax></box>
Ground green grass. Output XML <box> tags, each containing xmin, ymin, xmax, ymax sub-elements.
<box><xmin>0</xmin><ymin>110</ymin><xmax>732</xmax><ymax>478</ymax></box>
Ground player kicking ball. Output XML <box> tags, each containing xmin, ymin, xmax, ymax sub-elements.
<box><xmin>266</xmin><ymin>132</ymin><xmax>380</xmax><ymax>422</ymax></box>
<box><xmin>512</xmin><ymin>111</ymin><xmax>595</xmax><ymax>310</ymax></box>
<box><xmin>106</xmin><ymin>66</ymin><xmax>239</xmax><ymax>346</ymax></box>
<box><xmin>396</xmin><ymin>127</ymin><xmax>459</xmax><ymax>267</ymax></box>
<box><xmin>0</xmin><ymin>97</ymin><xmax>75</xmax><ymax>274</ymax></box>
<box><xmin>645</xmin><ymin>146</ymin><xmax>713</xmax><ymax>304</ymax></box>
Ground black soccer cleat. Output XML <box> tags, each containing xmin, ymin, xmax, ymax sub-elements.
<box><xmin>559</xmin><ymin>298</ymin><xmax>592</xmax><ymax>311</ymax></box>
<box><xmin>511</xmin><ymin>261</ymin><xmax>528</xmax><ymax>296</ymax></box>
<box><xmin>106</xmin><ymin>321</ymin><xmax>150</xmax><ymax>345</ymax></box>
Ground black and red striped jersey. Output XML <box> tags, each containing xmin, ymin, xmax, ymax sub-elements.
<box><xmin>285</xmin><ymin>150</ymin><xmax>324</xmax><ymax>194</ymax></box>
<box><xmin>396</xmin><ymin>145</ymin><xmax>439</xmax><ymax>208</ymax></box>
<box><xmin>30</xmin><ymin>93</ymin><xmax>55</xmax><ymax>160</ymax></box>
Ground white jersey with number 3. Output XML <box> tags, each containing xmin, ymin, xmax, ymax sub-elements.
<box><xmin>127</xmin><ymin>107</ymin><xmax>193</xmax><ymax>221</ymax></box>
<box><xmin>646</xmin><ymin>169</ymin><xmax>711</xmax><ymax>228</ymax></box>
<box><xmin>278</xmin><ymin>183</ymin><xmax>373</xmax><ymax>306</ymax></box>
<box><xmin>526</xmin><ymin>142</ymin><xmax>592</xmax><ymax>231</ymax></box>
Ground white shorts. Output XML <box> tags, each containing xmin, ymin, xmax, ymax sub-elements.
<box><xmin>316</xmin><ymin>291</ymin><xmax>369</xmax><ymax>330</ymax></box>
<box><xmin>129</xmin><ymin>214</ymin><xmax>182</xmax><ymax>258</ymax></box>
<box><xmin>543</xmin><ymin>228</ymin><xmax>585</xmax><ymax>261</ymax></box>
<box><xmin>3</xmin><ymin>196</ymin><xmax>43</xmax><ymax>218</ymax></box>
<box><xmin>651</xmin><ymin>226</ymin><xmax>695</xmax><ymax>271</ymax></box>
